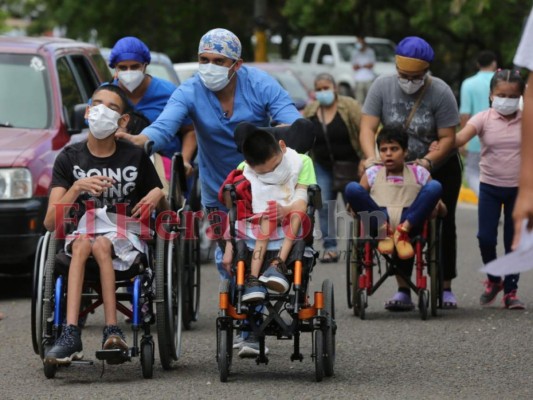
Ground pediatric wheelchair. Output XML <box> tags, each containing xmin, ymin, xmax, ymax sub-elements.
<box><xmin>30</xmin><ymin>153</ymin><xmax>197</xmax><ymax>379</ymax></box>
<box><xmin>215</xmin><ymin>121</ymin><xmax>336</xmax><ymax>382</ymax></box>
<box><xmin>345</xmin><ymin>212</ymin><xmax>444</xmax><ymax>320</ymax></box>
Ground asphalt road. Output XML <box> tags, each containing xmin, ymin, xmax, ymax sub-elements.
<box><xmin>1</xmin><ymin>204</ymin><xmax>533</xmax><ymax>400</ymax></box>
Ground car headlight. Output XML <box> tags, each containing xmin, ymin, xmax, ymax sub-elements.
<box><xmin>0</xmin><ymin>168</ymin><xmax>33</xmax><ymax>200</ymax></box>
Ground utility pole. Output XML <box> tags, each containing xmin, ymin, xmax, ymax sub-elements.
<box><xmin>254</xmin><ymin>0</ymin><xmax>268</xmax><ymax>62</ymax></box>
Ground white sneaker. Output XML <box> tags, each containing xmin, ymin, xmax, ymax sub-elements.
<box><xmin>238</xmin><ymin>336</ymin><xmax>269</xmax><ymax>358</ymax></box>
<box><xmin>232</xmin><ymin>334</ymin><xmax>246</xmax><ymax>349</ymax></box>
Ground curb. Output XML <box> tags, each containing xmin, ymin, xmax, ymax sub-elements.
<box><xmin>458</xmin><ymin>186</ymin><xmax>478</xmax><ymax>205</ymax></box>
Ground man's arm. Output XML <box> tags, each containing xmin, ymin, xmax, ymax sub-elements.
<box><xmin>421</xmin><ymin>126</ymin><xmax>455</xmax><ymax>168</ymax></box>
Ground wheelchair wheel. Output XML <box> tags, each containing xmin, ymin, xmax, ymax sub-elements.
<box><xmin>419</xmin><ymin>289</ymin><xmax>429</xmax><ymax>321</ymax></box>
<box><xmin>357</xmin><ymin>289</ymin><xmax>366</xmax><ymax>320</ymax></box>
<box><xmin>156</xmin><ymin>235</ymin><xmax>183</xmax><ymax>370</ymax></box>
<box><xmin>351</xmin><ymin>223</ymin><xmax>364</xmax><ymax>317</ymax></box>
<box><xmin>140</xmin><ymin>339</ymin><xmax>154</xmax><ymax>379</ymax></box>
<box><xmin>217</xmin><ymin>325</ymin><xmax>232</xmax><ymax>382</ymax></box>
<box><xmin>43</xmin><ymin>363</ymin><xmax>57</xmax><ymax>379</ymax></box>
<box><xmin>346</xmin><ymin>222</ymin><xmax>354</xmax><ymax>309</ymax></box>
<box><xmin>314</xmin><ymin>329</ymin><xmax>324</xmax><ymax>382</ymax></box>
<box><xmin>322</xmin><ymin>279</ymin><xmax>336</xmax><ymax>377</ymax></box>
<box><xmin>40</xmin><ymin>232</ymin><xmax>57</xmax><ymax>359</ymax></box>
<box><xmin>31</xmin><ymin>234</ymin><xmax>47</xmax><ymax>355</ymax></box>
<box><xmin>182</xmin><ymin>213</ymin><xmax>201</xmax><ymax>330</ymax></box>
<box><xmin>429</xmin><ymin>219</ymin><xmax>444</xmax><ymax>316</ymax></box>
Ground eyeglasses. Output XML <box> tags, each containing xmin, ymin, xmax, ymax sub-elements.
<box><xmin>397</xmin><ymin>74</ymin><xmax>426</xmax><ymax>85</ymax></box>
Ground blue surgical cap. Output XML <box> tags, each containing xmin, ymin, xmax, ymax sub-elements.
<box><xmin>396</xmin><ymin>36</ymin><xmax>435</xmax><ymax>63</ymax></box>
<box><xmin>109</xmin><ymin>36</ymin><xmax>151</xmax><ymax>68</ymax></box>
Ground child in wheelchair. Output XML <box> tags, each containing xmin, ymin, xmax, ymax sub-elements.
<box><xmin>43</xmin><ymin>85</ymin><xmax>167</xmax><ymax>364</ymax></box>
<box><xmin>220</xmin><ymin>126</ymin><xmax>316</xmax><ymax>356</ymax></box>
<box><xmin>345</xmin><ymin>125</ymin><xmax>444</xmax><ymax>311</ymax></box>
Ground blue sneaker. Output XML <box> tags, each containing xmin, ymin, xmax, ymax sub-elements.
<box><xmin>242</xmin><ymin>276</ymin><xmax>267</xmax><ymax>303</ymax></box>
<box><xmin>44</xmin><ymin>324</ymin><xmax>83</xmax><ymax>365</ymax></box>
<box><xmin>259</xmin><ymin>259</ymin><xmax>289</xmax><ymax>293</ymax></box>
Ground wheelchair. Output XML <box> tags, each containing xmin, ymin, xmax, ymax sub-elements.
<box><xmin>30</xmin><ymin>152</ymin><xmax>196</xmax><ymax>379</ymax></box>
<box><xmin>215</xmin><ymin>121</ymin><xmax>336</xmax><ymax>382</ymax></box>
<box><xmin>346</xmin><ymin>214</ymin><xmax>444</xmax><ymax>321</ymax></box>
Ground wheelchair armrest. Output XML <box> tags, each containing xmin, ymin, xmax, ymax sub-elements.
<box><xmin>144</xmin><ymin>140</ymin><xmax>154</xmax><ymax>156</ymax></box>
<box><xmin>307</xmin><ymin>184</ymin><xmax>322</xmax><ymax>211</ymax></box>
<box><xmin>168</xmin><ymin>152</ymin><xmax>187</xmax><ymax>209</ymax></box>
<box><xmin>222</xmin><ymin>184</ymin><xmax>236</xmax><ymax>210</ymax></box>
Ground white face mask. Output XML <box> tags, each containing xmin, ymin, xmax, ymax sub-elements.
<box><xmin>256</xmin><ymin>153</ymin><xmax>292</xmax><ymax>185</ymax></box>
<box><xmin>88</xmin><ymin>104</ymin><xmax>121</xmax><ymax>140</ymax></box>
<box><xmin>397</xmin><ymin>75</ymin><xmax>425</xmax><ymax>95</ymax></box>
<box><xmin>492</xmin><ymin>96</ymin><xmax>520</xmax><ymax>116</ymax></box>
<box><xmin>118</xmin><ymin>70</ymin><xmax>145</xmax><ymax>92</ymax></box>
<box><xmin>198</xmin><ymin>62</ymin><xmax>236</xmax><ymax>92</ymax></box>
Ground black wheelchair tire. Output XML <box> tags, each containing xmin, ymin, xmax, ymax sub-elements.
<box><xmin>140</xmin><ymin>340</ymin><xmax>154</xmax><ymax>379</ymax></box>
<box><xmin>217</xmin><ymin>327</ymin><xmax>231</xmax><ymax>382</ymax></box>
<box><xmin>419</xmin><ymin>289</ymin><xmax>429</xmax><ymax>321</ymax></box>
<box><xmin>41</xmin><ymin>233</ymin><xmax>57</xmax><ymax>359</ymax></box>
<box><xmin>346</xmin><ymin>222</ymin><xmax>353</xmax><ymax>309</ymax></box>
<box><xmin>43</xmin><ymin>363</ymin><xmax>57</xmax><ymax>379</ymax></box>
<box><xmin>182</xmin><ymin>214</ymin><xmax>201</xmax><ymax>329</ymax></box>
<box><xmin>322</xmin><ymin>279</ymin><xmax>336</xmax><ymax>377</ymax></box>
<box><xmin>314</xmin><ymin>329</ymin><xmax>324</xmax><ymax>382</ymax></box>
<box><xmin>357</xmin><ymin>290</ymin><xmax>366</xmax><ymax>321</ymax></box>
<box><xmin>31</xmin><ymin>234</ymin><xmax>46</xmax><ymax>355</ymax></box>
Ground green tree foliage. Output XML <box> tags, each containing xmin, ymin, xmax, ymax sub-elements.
<box><xmin>3</xmin><ymin>0</ymin><xmax>532</xmax><ymax>91</ymax></box>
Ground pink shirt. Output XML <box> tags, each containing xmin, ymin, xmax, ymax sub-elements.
<box><xmin>467</xmin><ymin>108</ymin><xmax>521</xmax><ymax>187</ymax></box>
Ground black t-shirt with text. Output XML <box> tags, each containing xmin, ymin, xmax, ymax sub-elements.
<box><xmin>51</xmin><ymin>140</ymin><xmax>163</xmax><ymax>220</ymax></box>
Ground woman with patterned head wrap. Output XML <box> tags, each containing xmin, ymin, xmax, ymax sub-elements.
<box><xmin>358</xmin><ymin>36</ymin><xmax>461</xmax><ymax>309</ymax></box>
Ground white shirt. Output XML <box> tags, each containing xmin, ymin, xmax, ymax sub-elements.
<box><xmin>351</xmin><ymin>47</ymin><xmax>376</xmax><ymax>82</ymax></box>
<box><xmin>514</xmin><ymin>10</ymin><xmax>533</xmax><ymax>70</ymax></box>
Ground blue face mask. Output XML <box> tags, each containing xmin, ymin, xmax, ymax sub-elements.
<box><xmin>316</xmin><ymin>90</ymin><xmax>335</xmax><ymax>106</ymax></box>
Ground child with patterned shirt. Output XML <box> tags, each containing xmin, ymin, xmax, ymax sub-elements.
<box><xmin>345</xmin><ymin>125</ymin><xmax>443</xmax><ymax>311</ymax></box>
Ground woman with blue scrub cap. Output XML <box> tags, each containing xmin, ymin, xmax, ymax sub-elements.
<box><xmin>358</xmin><ymin>36</ymin><xmax>462</xmax><ymax>309</ymax></box>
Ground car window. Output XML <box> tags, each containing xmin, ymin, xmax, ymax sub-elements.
<box><xmin>56</xmin><ymin>57</ymin><xmax>84</xmax><ymax>129</ymax></box>
<box><xmin>317</xmin><ymin>44</ymin><xmax>332</xmax><ymax>65</ymax></box>
<box><xmin>69</xmin><ymin>55</ymin><xmax>100</xmax><ymax>100</ymax></box>
<box><xmin>91</xmin><ymin>53</ymin><xmax>113</xmax><ymax>83</ymax></box>
<box><xmin>0</xmin><ymin>53</ymin><xmax>51</xmax><ymax>129</ymax></box>
<box><xmin>302</xmin><ymin>43</ymin><xmax>315</xmax><ymax>64</ymax></box>
<box><xmin>337</xmin><ymin>43</ymin><xmax>355</xmax><ymax>62</ymax></box>
<box><xmin>369</xmin><ymin>42</ymin><xmax>396</xmax><ymax>62</ymax></box>
<box><xmin>146</xmin><ymin>64</ymin><xmax>179</xmax><ymax>85</ymax></box>
<box><xmin>270</xmin><ymin>70</ymin><xmax>308</xmax><ymax>102</ymax></box>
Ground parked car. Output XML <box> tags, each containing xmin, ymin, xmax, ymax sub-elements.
<box><xmin>173</xmin><ymin>61</ymin><xmax>312</xmax><ymax>110</ymax></box>
<box><xmin>0</xmin><ymin>36</ymin><xmax>111</xmax><ymax>272</ymax></box>
<box><xmin>291</xmin><ymin>35</ymin><xmax>397</xmax><ymax>96</ymax></box>
<box><xmin>173</xmin><ymin>62</ymin><xmax>199</xmax><ymax>82</ymax></box>
<box><xmin>246</xmin><ymin>62</ymin><xmax>313</xmax><ymax>110</ymax></box>
<box><xmin>100</xmin><ymin>47</ymin><xmax>180</xmax><ymax>85</ymax></box>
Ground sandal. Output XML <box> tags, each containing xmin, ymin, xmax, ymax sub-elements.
<box><xmin>384</xmin><ymin>291</ymin><xmax>415</xmax><ymax>311</ymax></box>
<box><xmin>320</xmin><ymin>251</ymin><xmax>339</xmax><ymax>264</ymax></box>
<box><xmin>442</xmin><ymin>290</ymin><xmax>458</xmax><ymax>309</ymax></box>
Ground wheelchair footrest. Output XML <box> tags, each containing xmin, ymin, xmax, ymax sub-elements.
<box><xmin>95</xmin><ymin>349</ymin><xmax>131</xmax><ymax>364</ymax></box>
<box><xmin>70</xmin><ymin>360</ymin><xmax>95</xmax><ymax>366</ymax></box>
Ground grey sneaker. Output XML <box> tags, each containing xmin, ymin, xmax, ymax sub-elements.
<box><xmin>480</xmin><ymin>280</ymin><xmax>503</xmax><ymax>306</ymax></box>
<box><xmin>258</xmin><ymin>258</ymin><xmax>289</xmax><ymax>293</ymax></box>
<box><xmin>238</xmin><ymin>335</ymin><xmax>269</xmax><ymax>358</ymax></box>
<box><xmin>44</xmin><ymin>324</ymin><xmax>83</xmax><ymax>365</ymax></box>
<box><xmin>102</xmin><ymin>325</ymin><xmax>128</xmax><ymax>351</ymax></box>
<box><xmin>242</xmin><ymin>276</ymin><xmax>267</xmax><ymax>303</ymax></box>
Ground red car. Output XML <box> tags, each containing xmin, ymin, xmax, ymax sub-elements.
<box><xmin>0</xmin><ymin>36</ymin><xmax>111</xmax><ymax>272</ymax></box>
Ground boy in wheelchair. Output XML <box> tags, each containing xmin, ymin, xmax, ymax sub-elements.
<box><xmin>43</xmin><ymin>85</ymin><xmax>167</xmax><ymax>364</ymax></box>
<box><xmin>345</xmin><ymin>125</ymin><xmax>444</xmax><ymax>311</ymax></box>
<box><xmin>220</xmin><ymin>126</ymin><xmax>317</xmax><ymax>356</ymax></box>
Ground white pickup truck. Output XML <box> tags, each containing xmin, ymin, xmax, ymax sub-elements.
<box><xmin>291</xmin><ymin>35</ymin><xmax>397</xmax><ymax>96</ymax></box>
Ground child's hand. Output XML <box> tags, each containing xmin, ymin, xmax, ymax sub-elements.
<box><xmin>222</xmin><ymin>242</ymin><xmax>234</xmax><ymax>276</ymax></box>
<box><xmin>74</xmin><ymin>176</ymin><xmax>114</xmax><ymax>196</ymax></box>
<box><xmin>132</xmin><ymin>189</ymin><xmax>164</xmax><ymax>219</ymax></box>
<box><xmin>264</xmin><ymin>201</ymin><xmax>287</xmax><ymax>222</ymax></box>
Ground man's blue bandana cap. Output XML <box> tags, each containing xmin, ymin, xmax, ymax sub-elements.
<box><xmin>198</xmin><ymin>28</ymin><xmax>242</xmax><ymax>60</ymax></box>
<box><xmin>109</xmin><ymin>36</ymin><xmax>151</xmax><ymax>68</ymax></box>
<box><xmin>395</xmin><ymin>36</ymin><xmax>434</xmax><ymax>72</ymax></box>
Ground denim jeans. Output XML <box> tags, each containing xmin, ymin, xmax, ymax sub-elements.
<box><xmin>478</xmin><ymin>182</ymin><xmax>519</xmax><ymax>293</ymax></box>
<box><xmin>314</xmin><ymin>162</ymin><xmax>341</xmax><ymax>251</ymax></box>
<box><xmin>344</xmin><ymin>179</ymin><xmax>442</xmax><ymax>233</ymax></box>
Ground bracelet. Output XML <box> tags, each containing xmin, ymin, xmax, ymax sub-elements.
<box><xmin>422</xmin><ymin>157</ymin><xmax>433</xmax><ymax>171</ymax></box>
